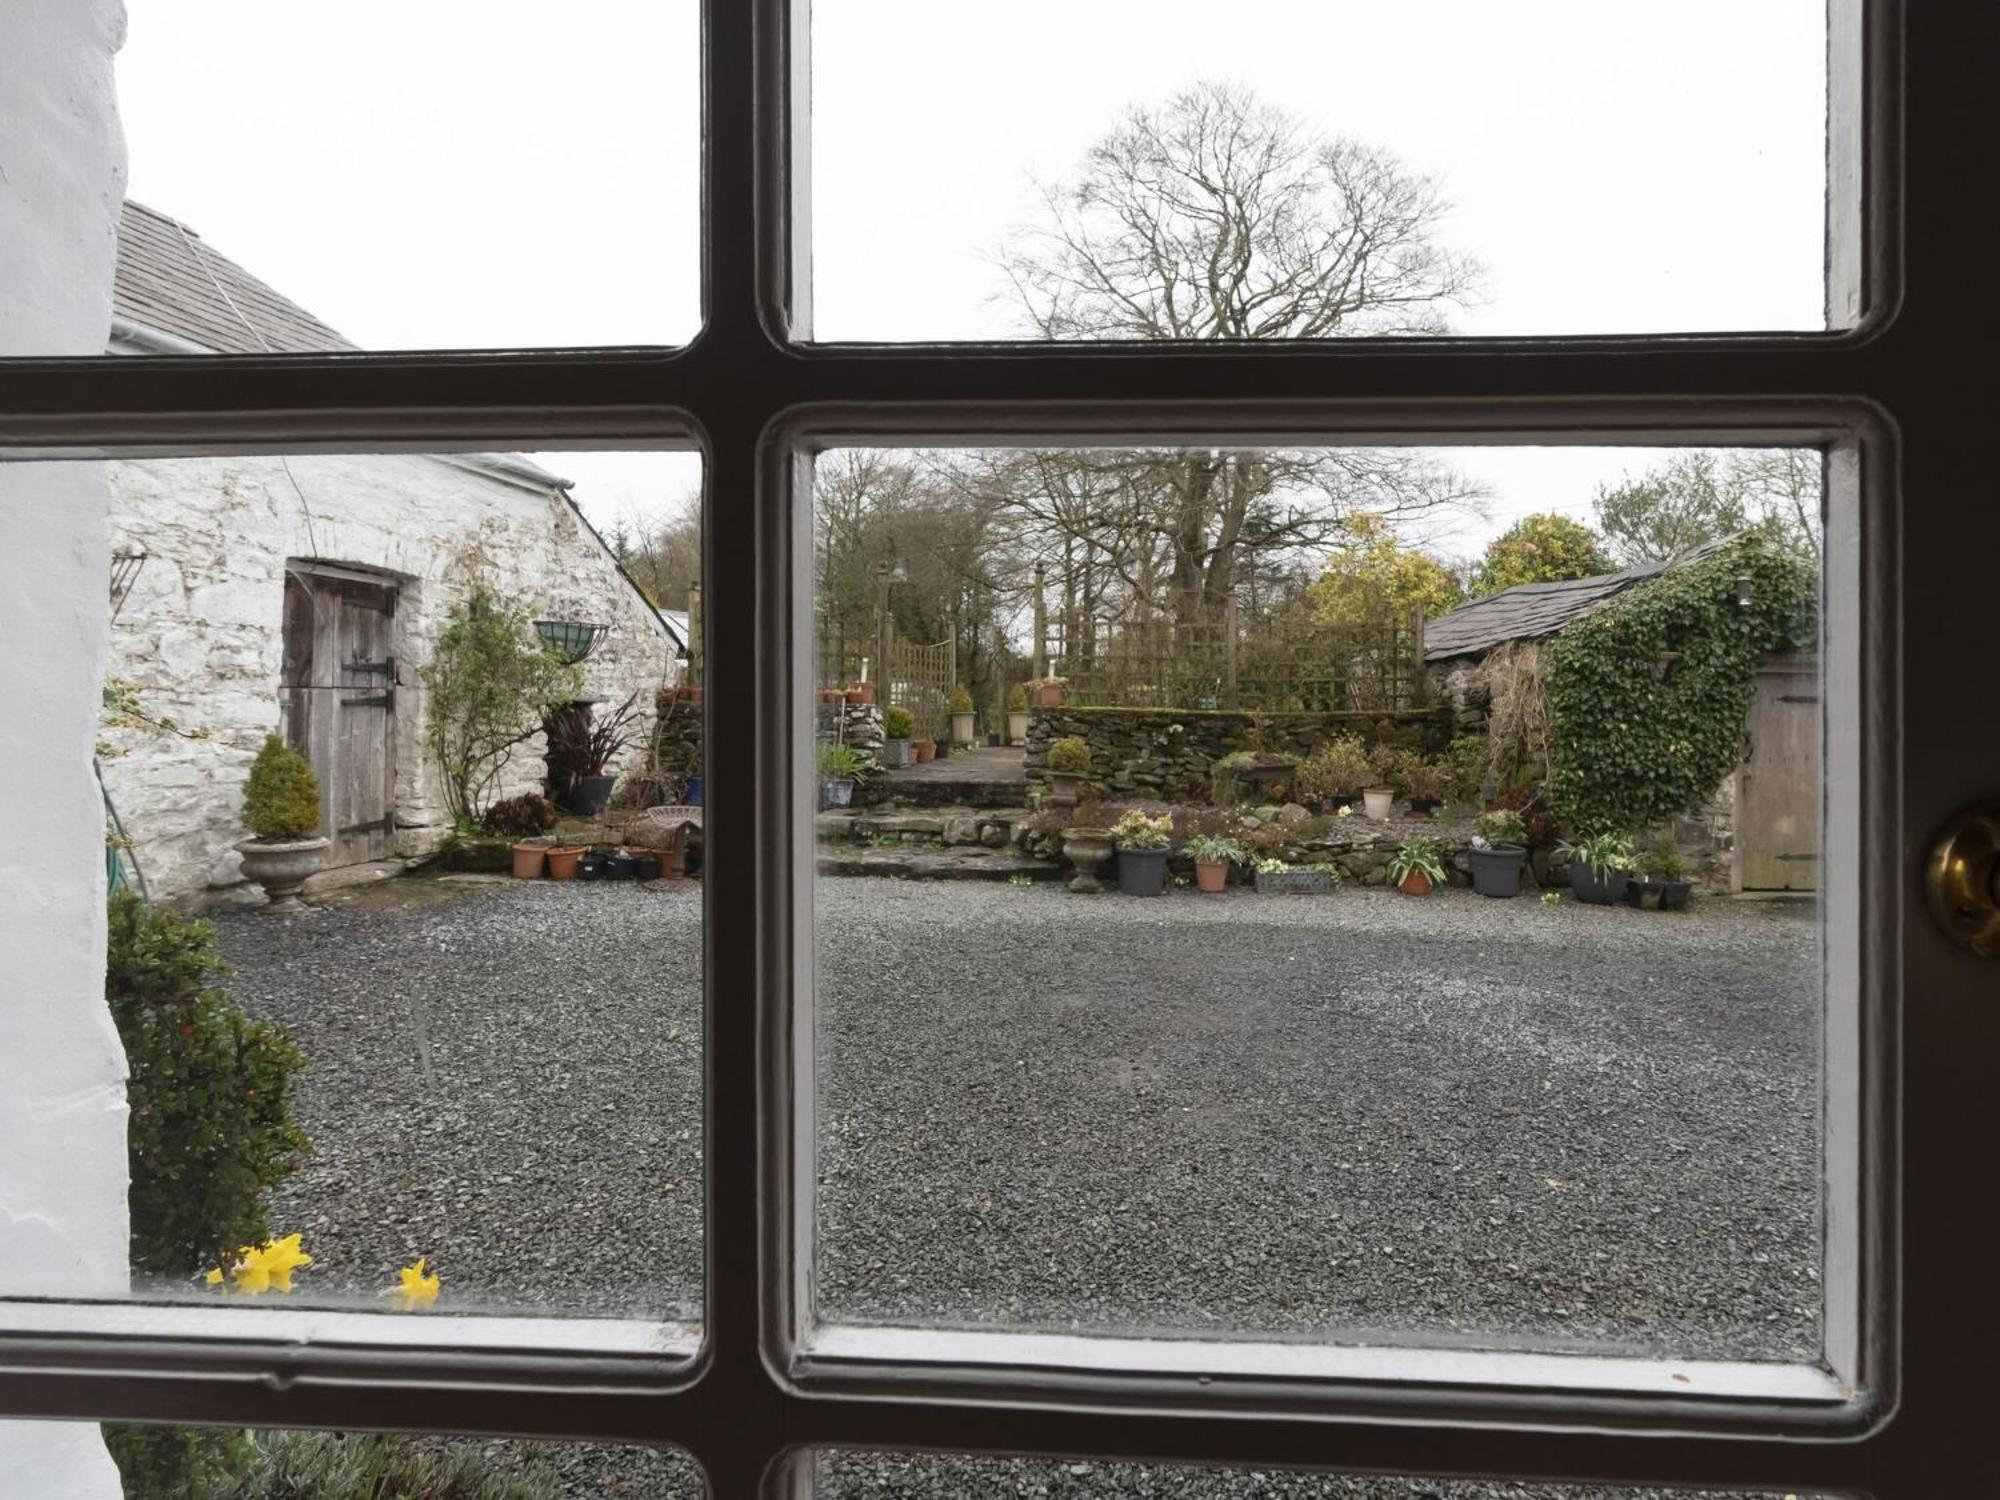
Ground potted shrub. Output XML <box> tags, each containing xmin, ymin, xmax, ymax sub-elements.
<box><xmin>1296</xmin><ymin>735</ymin><xmax>1370</xmax><ymax>812</ymax></box>
<box><xmin>1468</xmin><ymin>809</ymin><xmax>1529</xmax><ymax>899</ymax></box>
<box><xmin>1006</xmin><ymin>684</ymin><xmax>1031</xmax><ymax>745</ymax></box>
<box><xmin>1253</xmin><ymin>857</ymin><xmax>1336</xmax><ymax>895</ymax></box>
<box><xmin>1389</xmin><ymin>835</ymin><xmax>1448</xmax><ymax>896</ymax></box>
<box><xmin>1628</xmin><ymin>840</ymin><xmax>1693</xmax><ymax>911</ymax></box>
<box><xmin>1030</xmin><ymin>676</ymin><xmax>1066</xmax><ymax>708</ymax></box>
<box><xmin>949</xmin><ymin>684</ymin><xmax>977</xmax><ymax>746</ymax></box>
<box><xmin>880</xmin><ymin>705</ymin><xmax>915</xmax><ymax>768</ymax></box>
<box><xmin>1562</xmin><ymin>831</ymin><xmax>1635</xmax><ymax>905</ymax></box>
<box><xmin>1182</xmin><ymin>834</ymin><xmax>1247</xmax><ymax>893</ymax></box>
<box><xmin>1110</xmin><ymin>810</ymin><xmax>1173</xmax><ymax>897</ymax></box>
<box><xmin>818</xmin><ymin>743</ymin><xmax>865</xmax><ymax>808</ymax></box>
<box><xmin>235</xmin><ymin>734</ymin><xmax>329</xmax><ymax>910</ymax></box>
<box><xmin>912</xmin><ymin>736</ymin><xmax>937</xmax><ymax>764</ymax></box>
<box><xmin>547</xmin><ymin>692</ymin><xmax>642</xmax><ymax>817</ymax></box>
<box><xmin>1360</xmin><ymin>742</ymin><xmax>1400</xmax><ymax>820</ymax></box>
<box><xmin>1046</xmin><ymin>735</ymin><xmax>1091</xmax><ymax>806</ymax></box>
<box><xmin>1403</xmin><ymin>758</ymin><xmax>1454</xmax><ymax>818</ymax></box>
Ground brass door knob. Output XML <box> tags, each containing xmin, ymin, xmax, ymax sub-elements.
<box><xmin>1925</xmin><ymin>804</ymin><xmax>2000</xmax><ymax>958</ymax></box>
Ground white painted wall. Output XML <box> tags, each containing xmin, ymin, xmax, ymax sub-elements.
<box><xmin>100</xmin><ymin>452</ymin><xmax>675</xmax><ymax>902</ymax></box>
<box><xmin>0</xmin><ymin>0</ymin><xmax>132</xmax><ymax>1491</ymax></box>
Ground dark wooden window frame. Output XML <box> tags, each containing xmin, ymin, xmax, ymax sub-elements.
<box><xmin>3</xmin><ymin>1</ymin><xmax>1960</xmax><ymax>1494</ymax></box>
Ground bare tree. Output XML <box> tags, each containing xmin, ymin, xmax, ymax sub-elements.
<box><xmin>997</xmin><ymin>82</ymin><xmax>1484</xmax><ymax>625</ymax></box>
<box><xmin>1003</xmin><ymin>80</ymin><xmax>1479</xmax><ymax>341</ymax></box>
<box><xmin>1593</xmin><ymin>450</ymin><xmax>1823</xmax><ymax>565</ymax></box>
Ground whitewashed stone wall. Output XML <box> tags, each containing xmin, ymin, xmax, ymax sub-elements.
<box><xmin>0</xmin><ymin>0</ymin><xmax>130</xmax><ymax>1491</ymax></box>
<box><xmin>99</xmin><ymin>452</ymin><xmax>676</xmax><ymax>904</ymax></box>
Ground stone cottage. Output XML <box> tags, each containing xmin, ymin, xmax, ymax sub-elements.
<box><xmin>1423</xmin><ymin>546</ymin><xmax>1819</xmax><ymax>894</ymax></box>
<box><xmin>99</xmin><ymin>202</ymin><xmax>684</xmax><ymax>905</ymax></box>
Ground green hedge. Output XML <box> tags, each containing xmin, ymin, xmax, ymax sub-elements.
<box><xmin>1544</xmin><ymin>532</ymin><xmax>1816</xmax><ymax>834</ymax></box>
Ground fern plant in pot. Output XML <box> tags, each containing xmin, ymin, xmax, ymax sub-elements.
<box><xmin>236</xmin><ymin>735</ymin><xmax>327</xmax><ymax>910</ymax></box>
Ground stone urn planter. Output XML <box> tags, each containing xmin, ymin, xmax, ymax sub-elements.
<box><xmin>1469</xmin><ymin>844</ymin><xmax>1526</xmax><ymax>899</ymax></box>
<box><xmin>950</xmin><ymin>711</ymin><xmax>977</xmax><ymax>747</ymax></box>
<box><xmin>1047</xmin><ymin>771</ymin><xmax>1085</xmax><ymax>808</ymax></box>
<box><xmin>1361</xmin><ymin>785</ymin><xmax>1396</xmax><ymax>820</ymax></box>
<box><xmin>1061</xmin><ymin>830</ymin><xmax>1115</xmax><ymax>893</ymax></box>
<box><xmin>1007</xmin><ymin>711</ymin><xmax>1030</xmax><ymax>745</ymax></box>
<box><xmin>236</xmin><ymin>836</ymin><xmax>330</xmax><ymax>911</ymax></box>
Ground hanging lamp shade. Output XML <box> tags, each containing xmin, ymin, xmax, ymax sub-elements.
<box><xmin>534</xmin><ymin>619</ymin><xmax>609</xmax><ymax>664</ymax></box>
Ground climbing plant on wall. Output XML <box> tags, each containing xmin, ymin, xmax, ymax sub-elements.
<box><xmin>1544</xmin><ymin>532</ymin><xmax>1817</xmax><ymax>834</ymax></box>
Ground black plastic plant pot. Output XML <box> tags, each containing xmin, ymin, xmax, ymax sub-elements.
<box><xmin>1659</xmin><ymin>879</ymin><xmax>1692</xmax><ymax>910</ymax></box>
<box><xmin>567</xmin><ymin>774</ymin><xmax>616</xmax><ymax>817</ymax></box>
<box><xmin>631</xmin><ymin>852</ymin><xmax>663</xmax><ymax>881</ymax></box>
<box><xmin>1570</xmin><ymin>862</ymin><xmax>1630</xmax><ymax>906</ymax></box>
<box><xmin>1469</xmin><ymin>844</ymin><xmax>1526</xmax><ymax>898</ymax></box>
<box><xmin>1625</xmin><ymin>878</ymin><xmax>1665</xmax><ymax>911</ymax></box>
<box><xmin>604</xmin><ymin>851</ymin><xmax>639</xmax><ymax>881</ymax></box>
<box><xmin>1117</xmin><ymin>846</ymin><xmax>1169</xmax><ymax>897</ymax></box>
<box><xmin>577</xmin><ymin>851</ymin><xmax>607</xmax><ymax>881</ymax></box>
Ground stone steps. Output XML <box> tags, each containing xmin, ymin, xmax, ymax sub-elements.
<box><xmin>817</xmin><ymin>806</ymin><xmax>1035</xmax><ymax>849</ymax></box>
<box><xmin>815</xmin><ymin>845</ymin><xmax>1061</xmax><ymax>882</ymax></box>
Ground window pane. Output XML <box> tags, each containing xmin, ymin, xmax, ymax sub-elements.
<box><xmin>65</xmin><ymin>0</ymin><xmax>697</xmax><ymax>355</ymax></box>
<box><xmin>812</xmin><ymin>444</ymin><xmax>1828</xmax><ymax>1362</ymax></box>
<box><xmin>816</xmin><ymin>1452</ymin><xmax>1827</xmax><ymax>1500</ymax></box>
<box><xmin>94</xmin><ymin>1424</ymin><xmax>701</xmax><ymax>1498</ymax></box>
<box><xmin>1</xmin><ymin>449</ymin><xmax>705</xmax><ymax>1325</ymax></box>
<box><xmin>810</xmin><ymin>2</ymin><xmax>1831</xmax><ymax>340</ymax></box>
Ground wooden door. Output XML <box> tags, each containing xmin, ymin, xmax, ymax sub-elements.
<box><xmin>1736</xmin><ymin>651</ymin><xmax>1819</xmax><ymax>891</ymax></box>
<box><xmin>281</xmin><ymin>568</ymin><xmax>397</xmax><ymax>866</ymax></box>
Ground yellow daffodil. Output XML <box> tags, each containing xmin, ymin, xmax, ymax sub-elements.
<box><xmin>390</xmin><ymin>1257</ymin><xmax>441</xmax><ymax>1309</ymax></box>
<box><xmin>208</xmin><ymin>1233</ymin><xmax>311</xmax><ymax>1296</ymax></box>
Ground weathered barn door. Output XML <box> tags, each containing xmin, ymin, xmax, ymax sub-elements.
<box><xmin>1736</xmin><ymin>652</ymin><xmax>1819</xmax><ymax>892</ymax></box>
<box><xmin>281</xmin><ymin>566</ymin><xmax>397</xmax><ymax>866</ymax></box>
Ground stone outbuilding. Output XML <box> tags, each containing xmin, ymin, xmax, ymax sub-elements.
<box><xmin>99</xmin><ymin>202</ymin><xmax>684</xmax><ymax>905</ymax></box>
<box><xmin>1422</xmin><ymin>547</ymin><xmax>1819</xmax><ymax>894</ymax></box>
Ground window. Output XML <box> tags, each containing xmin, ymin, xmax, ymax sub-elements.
<box><xmin>13</xmin><ymin>3</ymin><xmax>2000</xmax><ymax>1499</ymax></box>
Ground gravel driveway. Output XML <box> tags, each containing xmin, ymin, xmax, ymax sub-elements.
<box><xmin>216</xmin><ymin>877</ymin><xmax>1820</xmax><ymax>1499</ymax></box>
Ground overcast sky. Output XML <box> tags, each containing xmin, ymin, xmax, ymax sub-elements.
<box><xmin>115</xmin><ymin>1</ymin><xmax>1826</xmax><ymax>558</ymax></box>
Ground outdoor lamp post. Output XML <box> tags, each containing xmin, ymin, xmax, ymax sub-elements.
<box><xmin>873</xmin><ymin>560</ymin><xmax>907</xmax><ymax>700</ymax></box>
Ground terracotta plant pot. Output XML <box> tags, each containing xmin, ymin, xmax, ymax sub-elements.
<box><xmin>1033</xmin><ymin>682</ymin><xmax>1063</xmax><ymax>708</ymax></box>
<box><xmin>1362</xmin><ymin>786</ymin><xmax>1396</xmax><ymax>820</ymax></box>
<box><xmin>1194</xmin><ymin>859</ymin><xmax>1230</xmax><ymax>893</ymax></box>
<box><xmin>848</xmin><ymin>683</ymin><xmax>875</xmax><ymax>705</ymax></box>
<box><xmin>913</xmin><ymin>739</ymin><xmax>936</xmax><ymax>763</ymax></box>
<box><xmin>677</xmin><ymin>686</ymin><xmax>703</xmax><ymax>704</ymax></box>
<box><xmin>511</xmin><ymin>843</ymin><xmax>547</xmax><ymax>879</ymax></box>
<box><xmin>1399</xmin><ymin>867</ymin><xmax>1433</xmax><ymax>896</ymax></box>
<box><xmin>544</xmin><ymin>845</ymin><xmax>587</xmax><ymax>880</ymax></box>
<box><xmin>818</xmin><ymin>689</ymin><xmax>841</xmax><ymax>705</ymax></box>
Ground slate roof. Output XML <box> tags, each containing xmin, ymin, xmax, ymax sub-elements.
<box><xmin>113</xmin><ymin>200</ymin><xmax>357</xmax><ymax>354</ymax></box>
<box><xmin>1423</xmin><ymin>536</ymin><xmax>1738</xmax><ymax>662</ymax></box>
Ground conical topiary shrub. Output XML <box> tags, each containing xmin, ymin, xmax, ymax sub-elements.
<box><xmin>241</xmin><ymin>734</ymin><xmax>321</xmax><ymax>840</ymax></box>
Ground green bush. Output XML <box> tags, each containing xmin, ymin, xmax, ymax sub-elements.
<box><xmin>1047</xmin><ymin>736</ymin><xmax>1092</xmax><ymax>774</ymax></box>
<box><xmin>882</xmin><ymin>705</ymin><xmax>915</xmax><ymax>739</ymax></box>
<box><xmin>110</xmin><ymin>894</ymin><xmax>310</xmax><ymax>1279</ymax></box>
<box><xmin>240</xmin><ymin>735</ymin><xmax>319</xmax><ymax>839</ymax></box>
<box><xmin>207</xmin><ymin>1430</ymin><xmax>563</xmax><ymax>1500</ymax></box>
<box><xmin>1007</xmin><ymin>684</ymin><xmax>1029</xmax><ymax>712</ymax></box>
<box><xmin>948</xmin><ymin>683</ymin><xmax>975</xmax><ymax>714</ymax></box>
<box><xmin>1294</xmin><ymin>736</ymin><xmax>1371</xmax><ymax>803</ymax></box>
<box><xmin>1446</xmin><ymin>734</ymin><xmax>1488</xmax><ymax>800</ymax></box>
<box><xmin>106</xmin><ymin>1425</ymin><xmax>257</xmax><ymax>1500</ymax></box>
<box><xmin>1545</xmin><ymin>534</ymin><xmax>1816</xmax><ymax>832</ymax></box>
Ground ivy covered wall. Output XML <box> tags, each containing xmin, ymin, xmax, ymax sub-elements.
<box><xmin>1544</xmin><ymin>533</ymin><xmax>1818</xmax><ymax>835</ymax></box>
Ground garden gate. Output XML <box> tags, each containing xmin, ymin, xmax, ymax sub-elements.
<box><xmin>887</xmin><ymin>630</ymin><xmax>955</xmax><ymax>744</ymax></box>
<box><xmin>1736</xmin><ymin>651</ymin><xmax>1820</xmax><ymax>892</ymax></box>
